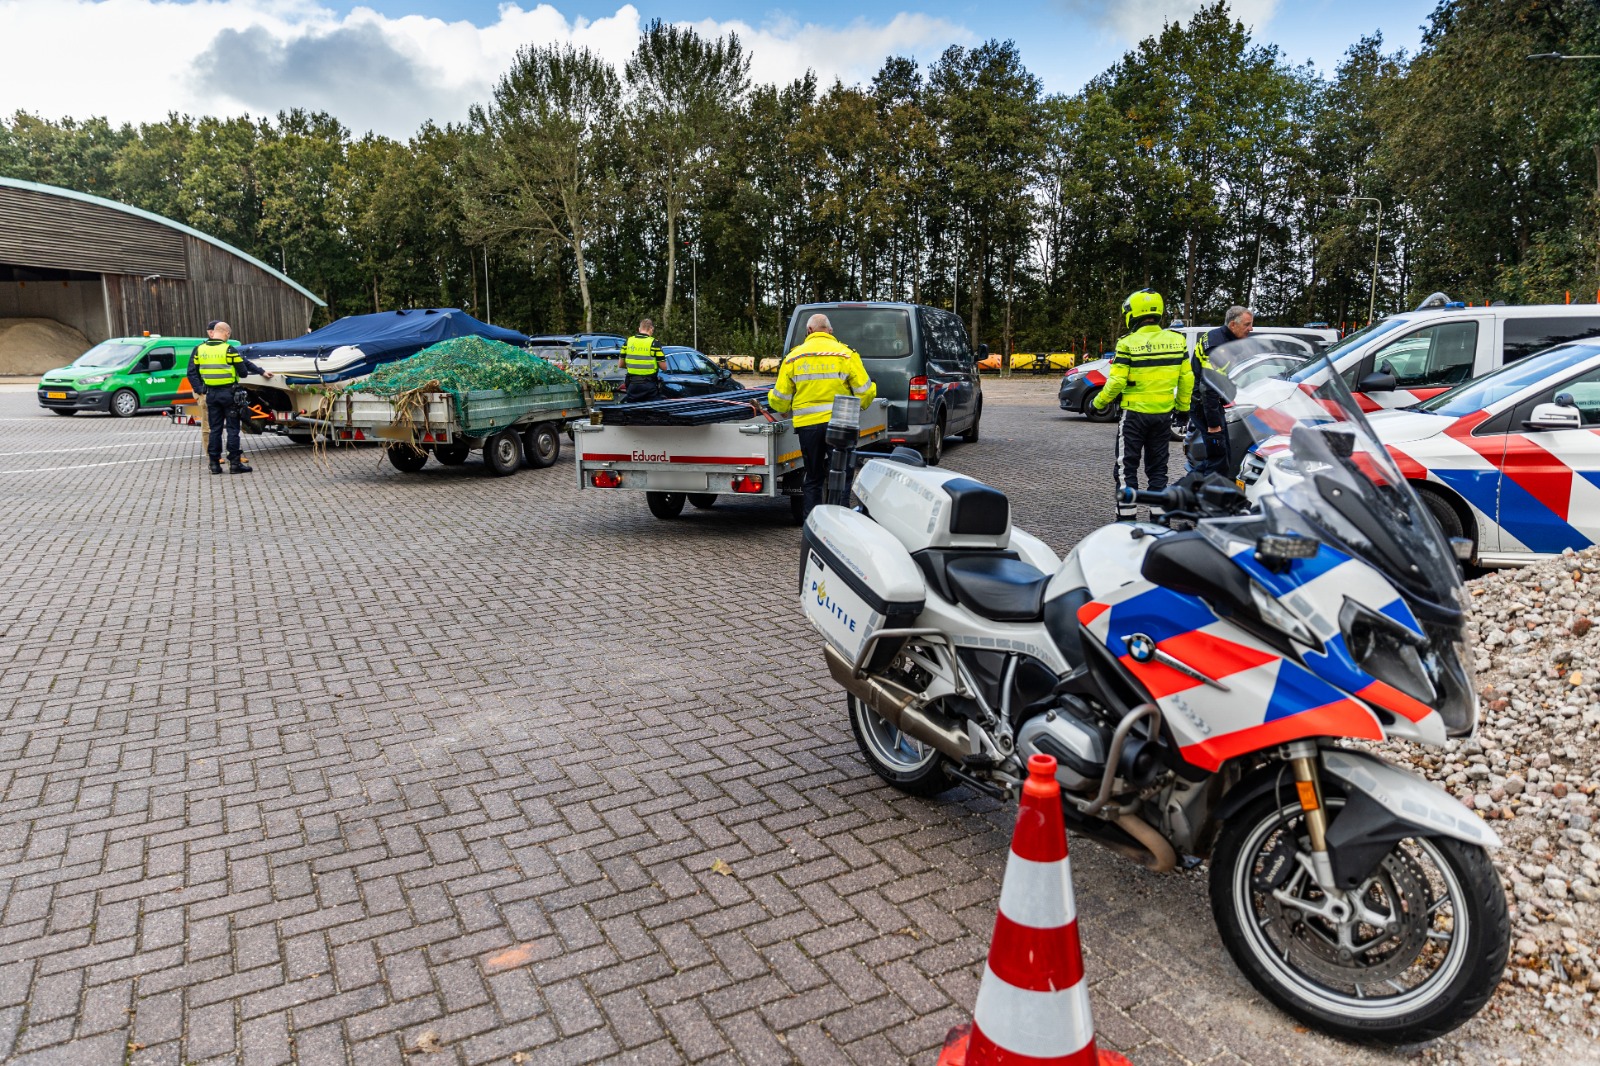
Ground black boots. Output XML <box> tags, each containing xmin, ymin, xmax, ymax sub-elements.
<box><xmin>230</xmin><ymin>460</ymin><xmax>253</xmax><ymax>474</ymax></box>
<box><xmin>209</xmin><ymin>460</ymin><xmax>223</xmax><ymax>475</ymax></box>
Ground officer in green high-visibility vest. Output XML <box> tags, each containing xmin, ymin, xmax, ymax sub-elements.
<box><xmin>193</xmin><ymin>319</ymin><xmax>271</xmax><ymax>475</ymax></box>
<box><xmin>620</xmin><ymin>318</ymin><xmax>666</xmax><ymax>403</ymax></box>
<box><xmin>1092</xmin><ymin>290</ymin><xmax>1192</xmax><ymax>522</ymax></box>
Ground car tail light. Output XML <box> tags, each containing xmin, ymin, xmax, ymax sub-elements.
<box><xmin>731</xmin><ymin>475</ymin><xmax>763</xmax><ymax>493</ymax></box>
<box><xmin>909</xmin><ymin>375</ymin><xmax>928</xmax><ymax>402</ymax></box>
<box><xmin>591</xmin><ymin>471</ymin><xmax>622</xmax><ymax>488</ymax></box>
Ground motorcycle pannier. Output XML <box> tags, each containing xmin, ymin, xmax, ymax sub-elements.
<box><xmin>801</xmin><ymin>506</ymin><xmax>926</xmax><ymax>673</ymax></box>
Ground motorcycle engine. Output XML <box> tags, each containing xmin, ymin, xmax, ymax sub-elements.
<box><xmin>1016</xmin><ymin>698</ymin><xmax>1111</xmax><ymax>793</ymax></box>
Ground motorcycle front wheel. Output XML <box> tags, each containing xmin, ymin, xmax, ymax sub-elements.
<box><xmin>1210</xmin><ymin>792</ymin><xmax>1509</xmax><ymax>1044</ymax></box>
<box><xmin>847</xmin><ymin>694</ymin><xmax>951</xmax><ymax>797</ymax></box>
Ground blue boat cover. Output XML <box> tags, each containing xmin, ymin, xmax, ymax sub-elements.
<box><xmin>240</xmin><ymin>308</ymin><xmax>529</xmax><ymax>383</ymax></box>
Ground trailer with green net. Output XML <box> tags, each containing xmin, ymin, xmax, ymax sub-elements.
<box><xmin>319</xmin><ymin>336</ymin><xmax>590</xmax><ymax>475</ymax></box>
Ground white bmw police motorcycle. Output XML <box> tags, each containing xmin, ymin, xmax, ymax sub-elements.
<box><xmin>798</xmin><ymin>353</ymin><xmax>1507</xmax><ymax>1043</ymax></box>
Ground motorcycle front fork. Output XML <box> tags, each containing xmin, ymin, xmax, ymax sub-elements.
<box><xmin>1285</xmin><ymin>740</ymin><xmax>1340</xmax><ymax>893</ymax></box>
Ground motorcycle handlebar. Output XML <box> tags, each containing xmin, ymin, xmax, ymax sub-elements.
<box><xmin>1118</xmin><ymin>485</ymin><xmax>1192</xmax><ymax>509</ymax></box>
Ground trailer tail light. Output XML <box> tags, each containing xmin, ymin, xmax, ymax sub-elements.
<box><xmin>731</xmin><ymin>475</ymin><xmax>763</xmax><ymax>493</ymax></box>
<box><xmin>591</xmin><ymin>471</ymin><xmax>622</xmax><ymax>488</ymax></box>
<box><xmin>337</xmin><ymin>428</ymin><xmax>368</xmax><ymax>441</ymax></box>
<box><xmin>909</xmin><ymin>376</ymin><xmax>928</xmax><ymax>402</ymax></box>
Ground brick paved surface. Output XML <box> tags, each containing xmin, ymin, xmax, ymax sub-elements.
<box><xmin>0</xmin><ymin>379</ymin><xmax>1590</xmax><ymax>1065</ymax></box>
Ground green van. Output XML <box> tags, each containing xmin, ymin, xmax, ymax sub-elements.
<box><xmin>38</xmin><ymin>335</ymin><xmax>206</xmax><ymax>417</ymax></box>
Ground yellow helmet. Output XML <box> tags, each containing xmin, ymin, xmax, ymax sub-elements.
<box><xmin>1122</xmin><ymin>289</ymin><xmax>1164</xmax><ymax>329</ymax></box>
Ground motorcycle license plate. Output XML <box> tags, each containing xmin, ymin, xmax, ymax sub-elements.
<box><xmin>47</xmin><ymin>391</ymin><xmax>66</xmax><ymax>399</ymax></box>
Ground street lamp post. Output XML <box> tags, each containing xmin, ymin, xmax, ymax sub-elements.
<box><xmin>1347</xmin><ymin>196</ymin><xmax>1383</xmax><ymax>325</ymax></box>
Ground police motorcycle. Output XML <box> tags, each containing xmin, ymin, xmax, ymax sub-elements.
<box><xmin>798</xmin><ymin>347</ymin><xmax>1507</xmax><ymax>1044</ymax></box>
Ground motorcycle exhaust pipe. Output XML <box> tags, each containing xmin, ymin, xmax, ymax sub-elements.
<box><xmin>824</xmin><ymin>644</ymin><xmax>970</xmax><ymax>761</ymax></box>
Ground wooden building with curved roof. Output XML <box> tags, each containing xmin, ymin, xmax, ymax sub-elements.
<box><xmin>0</xmin><ymin>176</ymin><xmax>324</xmax><ymax>346</ymax></box>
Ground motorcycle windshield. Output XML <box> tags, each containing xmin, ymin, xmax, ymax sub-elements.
<box><xmin>1216</xmin><ymin>336</ymin><xmax>1465</xmax><ymax>628</ymax></box>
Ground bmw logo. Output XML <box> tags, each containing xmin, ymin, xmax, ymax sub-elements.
<box><xmin>1124</xmin><ymin>633</ymin><xmax>1156</xmax><ymax>663</ymax></box>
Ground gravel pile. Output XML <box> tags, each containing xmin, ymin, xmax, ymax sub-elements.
<box><xmin>1392</xmin><ymin>547</ymin><xmax>1600</xmax><ymax>1036</ymax></box>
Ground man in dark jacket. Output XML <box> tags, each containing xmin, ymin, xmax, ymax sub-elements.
<box><xmin>1187</xmin><ymin>305</ymin><xmax>1252</xmax><ymax>475</ymax></box>
<box><xmin>193</xmin><ymin>320</ymin><xmax>271</xmax><ymax>474</ymax></box>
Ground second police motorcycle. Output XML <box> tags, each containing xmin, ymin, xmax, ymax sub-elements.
<box><xmin>798</xmin><ymin>337</ymin><xmax>1508</xmax><ymax>1043</ymax></box>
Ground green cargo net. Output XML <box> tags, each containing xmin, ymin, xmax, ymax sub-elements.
<box><xmin>355</xmin><ymin>335</ymin><xmax>576</xmax><ymax>400</ymax></box>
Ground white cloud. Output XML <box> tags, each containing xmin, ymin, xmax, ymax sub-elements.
<box><xmin>0</xmin><ymin>1</ymin><xmax>972</xmax><ymax>138</ymax></box>
<box><xmin>1064</xmin><ymin>0</ymin><xmax>1279</xmax><ymax>43</ymax></box>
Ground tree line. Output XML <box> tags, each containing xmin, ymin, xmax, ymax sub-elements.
<box><xmin>2</xmin><ymin>0</ymin><xmax>1597</xmax><ymax>356</ymax></box>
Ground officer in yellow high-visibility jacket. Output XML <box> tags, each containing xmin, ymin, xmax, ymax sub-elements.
<box><xmin>193</xmin><ymin>319</ymin><xmax>271</xmax><ymax>475</ymax></box>
<box><xmin>768</xmin><ymin>313</ymin><xmax>877</xmax><ymax>518</ymax></box>
<box><xmin>1093</xmin><ymin>290</ymin><xmax>1192</xmax><ymax>521</ymax></box>
<box><xmin>621</xmin><ymin>318</ymin><xmax>666</xmax><ymax>402</ymax></box>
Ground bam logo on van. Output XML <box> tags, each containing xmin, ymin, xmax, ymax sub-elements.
<box><xmin>631</xmin><ymin>450</ymin><xmax>670</xmax><ymax>462</ymax></box>
<box><xmin>811</xmin><ymin>579</ymin><xmax>858</xmax><ymax>633</ymax></box>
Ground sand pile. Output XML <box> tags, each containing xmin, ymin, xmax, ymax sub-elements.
<box><xmin>0</xmin><ymin>318</ymin><xmax>90</xmax><ymax>375</ymax></box>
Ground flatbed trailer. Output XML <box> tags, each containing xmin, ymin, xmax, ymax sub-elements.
<box><xmin>322</xmin><ymin>383</ymin><xmax>587</xmax><ymax>475</ymax></box>
<box><xmin>573</xmin><ymin>397</ymin><xmax>888</xmax><ymax>519</ymax></box>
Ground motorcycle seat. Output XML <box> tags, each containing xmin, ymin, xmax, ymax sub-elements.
<box><xmin>944</xmin><ymin>555</ymin><xmax>1050</xmax><ymax>623</ymax></box>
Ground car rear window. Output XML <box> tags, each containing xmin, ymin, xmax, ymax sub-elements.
<box><xmin>1503</xmin><ymin>317</ymin><xmax>1600</xmax><ymax>363</ymax></box>
<box><xmin>789</xmin><ymin>308</ymin><xmax>913</xmax><ymax>359</ymax></box>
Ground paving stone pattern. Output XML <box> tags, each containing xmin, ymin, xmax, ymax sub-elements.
<box><xmin>0</xmin><ymin>381</ymin><xmax>1576</xmax><ymax>1065</ymax></box>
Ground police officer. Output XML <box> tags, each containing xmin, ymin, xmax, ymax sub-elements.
<box><xmin>768</xmin><ymin>313</ymin><xmax>877</xmax><ymax>518</ymax></box>
<box><xmin>620</xmin><ymin>318</ymin><xmax>666</xmax><ymax>402</ymax></box>
<box><xmin>193</xmin><ymin>320</ymin><xmax>270</xmax><ymax>474</ymax></box>
<box><xmin>1093</xmin><ymin>290</ymin><xmax>1192</xmax><ymax>521</ymax></box>
<box><xmin>1186</xmin><ymin>305</ymin><xmax>1252</xmax><ymax>476</ymax></box>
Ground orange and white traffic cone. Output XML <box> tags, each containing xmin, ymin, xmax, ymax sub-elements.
<box><xmin>937</xmin><ymin>753</ymin><xmax>1132</xmax><ymax>1066</ymax></box>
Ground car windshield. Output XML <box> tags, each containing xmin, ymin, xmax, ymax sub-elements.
<box><xmin>1285</xmin><ymin>319</ymin><xmax>1406</xmax><ymax>382</ymax></box>
<box><xmin>1415</xmin><ymin>341</ymin><xmax>1600</xmax><ymax>417</ymax></box>
<box><xmin>69</xmin><ymin>341</ymin><xmax>143</xmax><ymax>369</ymax></box>
<box><xmin>791</xmin><ymin>308</ymin><xmax>912</xmax><ymax>359</ymax></box>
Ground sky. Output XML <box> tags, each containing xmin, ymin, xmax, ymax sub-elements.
<box><xmin>0</xmin><ymin>0</ymin><xmax>1439</xmax><ymax>138</ymax></box>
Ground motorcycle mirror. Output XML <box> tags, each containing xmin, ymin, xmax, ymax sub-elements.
<box><xmin>1256</xmin><ymin>533</ymin><xmax>1319</xmax><ymax>569</ymax></box>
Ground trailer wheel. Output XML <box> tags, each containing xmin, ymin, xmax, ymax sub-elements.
<box><xmin>386</xmin><ymin>443</ymin><xmax>429</xmax><ymax>472</ymax></box>
<box><xmin>647</xmin><ymin>492</ymin><xmax>686</xmax><ymax>519</ymax></box>
<box><xmin>523</xmin><ymin>422</ymin><xmax>561</xmax><ymax>468</ymax></box>
<box><xmin>433</xmin><ymin>441</ymin><xmax>469</xmax><ymax>465</ymax></box>
<box><xmin>484</xmin><ymin>429</ymin><xmax>522</xmax><ymax>476</ymax></box>
<box><xmin>688</xmin><ymin>493</ymin><xmax>717</xmax><ymax>509</ymax></box>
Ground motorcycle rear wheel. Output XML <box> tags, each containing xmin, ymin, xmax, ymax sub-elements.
<box><xmin>847</xmin><ymin>694</ymin><xmax>950</xmax><ymax>797</ymax></box>
<box><xmin>1210</xmin><ymin>792</ymin><xmax>1508</xmax><ymax>1044</ymax></box>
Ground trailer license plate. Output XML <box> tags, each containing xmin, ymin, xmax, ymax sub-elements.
<box><xmin>47</xmin><ymin>392</ymin><xmax>66</xmax><ymax>399</ymax></box>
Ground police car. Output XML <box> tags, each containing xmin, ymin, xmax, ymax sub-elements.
<box><xmin>1242</xmin><ymin>338</ymin><xmax>1600</xmax><ymax>566</ymax></box>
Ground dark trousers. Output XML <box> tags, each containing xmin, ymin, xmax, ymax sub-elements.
<box><xmin>1115</xmin><ymin>410</ymin><xmax>1172</xmax><ymax>519</ymax></box>
<box><xmin>797</xmin><ymin>423</ymin><xmax>830</xmax><ymax>518</ymax></box>
<box><xmin>1185</xmin><ymin>411</ymin><xmax>1230</xmax><ymax>477</ymax></box>
<box><xmin>207</xmin><ymin>392</ymin><xmax>242</xmax><ymax>462</ymax></box>
<box><xmin>623</xmin><ymin>373</ymin><xmax>662</xmax><ymax>403</ymax></box>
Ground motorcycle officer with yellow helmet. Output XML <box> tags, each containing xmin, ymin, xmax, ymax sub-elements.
<box><xmin>1092</xmin><ymin>289</ymin><xmax>1192</xmax><ymax>522</ymax></box>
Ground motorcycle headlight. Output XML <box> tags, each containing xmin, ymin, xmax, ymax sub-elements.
<box><xmin>78</xmin><ymin>375</ymin><xmax>108</xmax><ymax>385</ymax></box>
<box><xmin>1249</xmin><ymin>580</ymin><xmax>1317</xmax><ymax>647</ymax></box>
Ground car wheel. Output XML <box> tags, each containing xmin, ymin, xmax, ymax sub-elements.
<box><xmin>688</xmin><ymin>493</ymin><xmax>718</xmax><ymax>509</ymax></box>
<box><xmin>522</xmin><ymin>422</ymin><xmax>561</xmax><ymax>469</ymax></box>
<box><xmin>922</xmin><ymin>412</ymin><xmax>946</xmax><ymax>465</ymax></box>
<box><xmin>110</xmin><ymin>389</ymin><xmax>139</xmax><ymax>418</ymax></box>
<box><xmin>385</xmin><ymin>443</ymin><xmax>429</xmax><ymax>472</ymax></box>
<box><xmin>484</xmin><ymin>429</ymin><xmax>522</xmax><ymax>476</ymax></box>
<box><xmin>433</xmin><ymin>441</ymin><xmax>470</xmax><ymax>465</ymax></box>
<box><xmin>1418</xmin><ymin>487</ymin><xmax>1472</xmax><ymax>562</ymax></box>
<box><xmin>1084</xmin><ymin>389</ymin><xmax>1118</xmax><ymax>422</ymax></box>
<box><xmin>647</xmin><ymin>491</ymin><xmax>686</xmax><ymax>519</ymax></box>
<box><xmin>960</xmin><ymin>400</ymin><xmax>981</xmax><ymax>443</ymax></box>
<box><xmin>50</xmin><ymin>409</ymin><xmax>77</xmax><ymax>417</ymax></box>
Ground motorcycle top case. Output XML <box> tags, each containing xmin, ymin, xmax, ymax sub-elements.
<box><xmin>853</xmin><ymin>460</ymin><xmax>1011</xmax><ymax>553</ymax></box>
<box><xmin>802</xmin><ymin>505</ymin><xmax>925</xmax><ymax>672</ymax></box>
